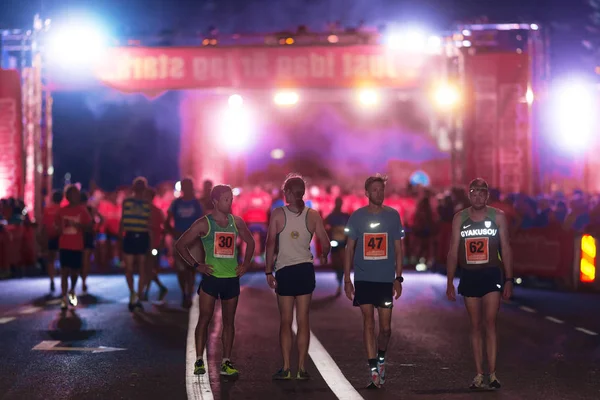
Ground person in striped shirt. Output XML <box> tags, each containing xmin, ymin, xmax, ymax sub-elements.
<box><xmin>120</xmin><ymin>177</ymin><xmax>154</xmax><ymax>311</ymax></box>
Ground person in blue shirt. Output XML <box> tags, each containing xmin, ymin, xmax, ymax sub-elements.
<box><xmin>343</xmin><ymin>175</ymin><xmax>405</xmax><ymax>389</ymax></box>
<box><xmin>166</xmin><ymin>178</ymin><xmax>203</xmax><ymax>308</ymax></box>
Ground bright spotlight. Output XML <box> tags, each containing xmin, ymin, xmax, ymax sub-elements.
<box><xmin>357</xmin><ymin>89</ymin><xmax>380</xmax><ymax>107</ymax></box>
<box><xmin>274</xmin><ymin>91</ymin><xmax>299</xmax><ymax>106</ymax></box>
<box><xmin>386</xmin><ymin>30</ymin><xmax>427</xmax><ymax>52</ymax></box>
<box><xmin>220</xmin><ymin>107</ymin><xmax>253</xmax><ymax>153</ymax></box>
<box><xmin>270</xmin><ymin>149</ymin><xmax>285</xmax><ymax>159</ymax></box>
<box><xmin>553</xmin><ymin>81</ymin><xmax>596</xmax><ymax>153</ymax></box>
<box><xmin>526</xmin><ymin>87</ymin><xmax>534</xmax><ymax>105</ymax></box>
<box><xmin>426</xmin><ymin>36</ymin><xmax>442</xmax><ymax>53</ymax></box>
<box><xmin>47</xmin><ymin>22</ymin><xmax>108</xmax><ymax>68</ymax></box>
<box><xmin>228</xmin><ymin>94</ymin><xmax>243</xmax><ymax>108</ymax></box>
<box><xmin>530</xmin><ymin>24</ymin><xmax>539</xmax><ymax>31</ymax></box>
<box><xmin>175</xmin><ymin>181</ymin><xmax>181</xmax><ymax>192</ymax></box>
<box><xmin>433</xmin><ymin>84</ymin><xmax>460</xmax><ymax>110</ymax></box>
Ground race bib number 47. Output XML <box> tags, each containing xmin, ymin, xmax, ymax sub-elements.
<box><xmin>465</xmin><ymin>237</ymin><xmax>489</xmax><ymax>264</ymax></box>
<box><xmin>363</xmin><ymin>232</ymin><xmax>388</xmax><ymax>260</ymax></box>
<box><xmin>214</xmin><ymin>232</ymin><xmax>235</xmax><ymax>258</ymax></box>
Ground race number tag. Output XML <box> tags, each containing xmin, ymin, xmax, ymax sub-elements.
<box><xmin>363</xmin><ymin>233</ymin><xmax>388</xmax><ymax>260</ymax></box>
<box><xmin>214</xmin><ymin>232</ymin><xmax>235</xmax><ymax>258</ymax></box>
<box><xmin>465</xmin><ymin>237</ymin><xmax>489</xmax><ymax>264</ymax></box>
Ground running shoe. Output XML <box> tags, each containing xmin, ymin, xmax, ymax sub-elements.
<box><xmin>272</xmin><ymin>368</ymin><xmax>291</xmax><ymax>380</ymax></box>
<box><xmin>220</xmin><ymin>360</ymin><xmax>239</xmax><ymax>376</ymax></box>
<box><xmin>68</xmin><ymin>292</ymin><xmax>78</xmax><ymax>307</ymax></box>
<box><xmin>194</xmin><ymin>359</ymin><xmax>206</xmax><ymax>375</ymax></box>
<box><xmin>377</xmin><ymin>357</ymin><xmax>386</xmax><ymax>385</ymax></box>
<box><xmin>470</xmin><ymin>373</ymin><xmax>485</xmax><ymax>389</ymax></box>
<box><xmin>488</xmin><ymin>372</ymin><xmax>501</xmax><ymax>389</ymax></box>
<box><xmin>367</xmin><ymin>369</ymin><xmax>380</xmax><ymax>389</ymax></box>
<box><xmin>296</xmin><ymin>370</ymin><xmax>310</xmax><ymax>380</ymax></box>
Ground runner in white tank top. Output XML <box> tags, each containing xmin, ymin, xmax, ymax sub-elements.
<box><xmin>275</xmin><ymin>207</ymin><xmax>314</xmax><ymax>270</ymax></box>
<box><xmin>265</xmin><ymin>174</ymin><xmax>331</xmax><ymax>381</ymax></box>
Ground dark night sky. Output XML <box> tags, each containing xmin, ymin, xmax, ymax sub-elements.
<box><xmin>0</xmin><ymin>0</ymin><xmax>589</xmax><ymax>32</ymax></box>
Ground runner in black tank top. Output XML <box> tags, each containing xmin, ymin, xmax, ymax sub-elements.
<box><xmin>446</xmin><ymin>178</ymin><xmax>514</xmax><ymax>391</ymax></box>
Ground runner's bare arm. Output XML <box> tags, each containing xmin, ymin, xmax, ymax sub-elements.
<box><xmin>496</xmin><ymin>211</ymin><xmax>513</xmax><ymax>278</ymax></box>
<box><xmin>265</xmin><ymin>208</ymin><xmax>283</xmax><ymax>274</ymax></box>
<box><xmin>446</xmin><ymin>212</ymin><xmax>462</xmax><ymax>282</ymax></box>
<box><xmin>234</xmin><ymin>215</ymin><xmax>255</xmax><ymax>267</ymax></box>
<box><xmin>311</xmin><ymin>209</ymin><xmax>331</xmax><ymax>258</ymax></box>
<box><xmin>344</xmin><ymin>237</ymin><xmax>356</xmax><ymax>283</ymax></box>
<box><xmin>394</xmin><ymin>238</ymin><xmax>403</xmax><ymax>278</ymax></box>
<box><xmin>174</xmin><ymin>217</ymin><xmax>208</xmax><ymax>268</ymax></box>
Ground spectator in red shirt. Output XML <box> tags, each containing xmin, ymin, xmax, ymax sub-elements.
<box><xmin>42</xmin><ymin>190</ymin><xmax>64</xmax><ymax>293</ymax></box>
<box><xmin>55</xmin><ymin>185</ymin><xmax>93</xmax><ymax>311</ymax></box>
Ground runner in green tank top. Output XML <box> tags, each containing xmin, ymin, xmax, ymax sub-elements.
<box><xmin>446</xmin><ymin>178</ymin><xmax>513</xmax><ymax>391</ymax></box>
<box><xmin>175</xmin><ymin>185</ymin><xmax>255</xmax><ymax>378</ymax></box>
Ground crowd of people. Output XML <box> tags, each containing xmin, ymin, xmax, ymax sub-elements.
<box><xmin>1</xmin><ymin>173</ymin><xmax>596</xmax><ymax>390</ymax></box>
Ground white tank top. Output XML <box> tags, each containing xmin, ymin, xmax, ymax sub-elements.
<box><xmin>275</xmin><ymin>206</ymin><xmax>314</xmax><ymax>270</ymax></box>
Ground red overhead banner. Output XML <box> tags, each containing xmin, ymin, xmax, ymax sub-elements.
<box><xmin>0</xmin><ymin>69</ymin><xmax>23</xmax><ymax>199</ymax></box>
<box><xmin>94</xmin><ymin>46</ymin><xmax>430</xmax><ymax>93</ymax></box>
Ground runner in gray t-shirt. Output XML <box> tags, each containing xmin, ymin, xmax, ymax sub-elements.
<box><xmin>343</xmin><ymin>175</ymin><xmax>405</xmax><ymax>389</ymax></box>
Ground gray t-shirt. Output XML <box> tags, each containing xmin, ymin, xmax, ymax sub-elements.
<box><xmin>346</xmin><ymin>206</ymin><xmax>405</xmax><ymax>283</ymax></box>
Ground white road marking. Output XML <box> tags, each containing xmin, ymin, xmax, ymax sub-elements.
<box><xmin>32</xmin><ymin>340</ymin><xmax>126</xmax><ymax>353</ymax></box>
<box><xmin>19</xmin><ymin>306</ymin><xmax>42</xmax><ymax>315</ymax></box>
<box><xmin>186</xmin><ymin>295</ymin><xmax>214</xmax><ymax>400</ymax></box>
<box><xmin>575</xmin><ymin>327</ymin><xmax>598</xmax><ymax>336</ymax></box>
<box><xmin>46</xmin><ymin>299</ymin><xmax>62</xmax><ymax>305</ymax></box>
<box><xmin>519</xmin><ymin>306</ymin><xmax>536</xmax><ymax>313</ymax></box>
<box><xmin>0</xmin><ymin>317</ymin><xmax>16</xmax><ymax>324</ymax></box>
<box><xmin>400</xmin><ymin>364</ymin><xmax>416</xmax><ymax>367</ymax></box>
<box><xmin>292</xmin><ymin>311</ymin><xmax>364</xmax><ymax>400</ymax></box>
<box><xmin>545</xmin><ymin>316</ymin><xmax>564</xmax><ymax>324</ymax></box>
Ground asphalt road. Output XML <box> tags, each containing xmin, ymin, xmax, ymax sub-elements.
<box><xmin>0</xmin><ymin>271</ymin><xmax>599</xmax><ymax>400</ymax></box>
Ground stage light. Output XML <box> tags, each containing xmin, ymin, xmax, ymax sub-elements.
<box><xmin>526</xmin><ymin>87</ymin><xmax>534</xmax><ymax>105</ymax></box>
<box><xmin>530</xmin><ymin>23</ymin><xmax>539</xmax><ymax>31</ymax></box>
<box><xmin>47</xmin><ymin>21</ymin><xmax>108</xmax><ymax>68</ymax></box>
<box><xmin>357</xmin><ymin>89</ymin><xmax>380</xmax><ymax>107</ymax></box>
<box><xmin>175</xmin><ymin>181</ymin><xmax>181</xmax><ymax>192</ymax></box>
<box><xmin>274</xmin><ymin>91</ymin><xmax>299</xmax><ymax>106</ymax></box>
<box><xmin>228</xmin><ymin>94</ymin><xmax>243</xmax><ymax>108</ymax></box>
<box><xmin>433</xmin><ymin>84</ymin><xmax>461</xmax><ymax>110</ymax></box>
<box><xmin>552</xmin><ymin>80</ymin><xmax>596</xmax><ymax>153</ymax></box>
<box><xmin>270</xmin><ymin>149</ymin><xmax>285</xmax><ymax>159</ymax></box>
<box><xmin>385</xmin><ymin>30</ymin><xmax>427</xmax><ymax>52</ymax></box>
<box><xmin>426</xmin><ymin>35</ymin><xmax>442</xmax><ymax>53</ymax></box>
<box><xmin>220</xmin><ymin>107</ymin><xmax>253</xmax><ymax>153</ymax></box>
<box><xmin>327</xmin><ymin>35</ymin><xmax>339</xmax><ymax>43</ymax></box>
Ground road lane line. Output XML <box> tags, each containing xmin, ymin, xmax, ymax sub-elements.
<box><xmin>519</xmin><ymin>306</ymin><xmax>536</xmax><ymax>313</ymax></box>
<box><xmin>575</xmin><ymin>327</ymin><xmax>598</xmax><ymax>336</ymax></box>
<box><xmin>186</xmin><ymin>295</ymin><xmax>214</xmax><ymax>400</ymax></box>
<box><xmin>19</xmin><ymin>306</ymin><xmax>42</xmax><ymax>315</ymax></box>
<box><xmin>545</xmin><ymin>316</ymin><xmax>564</xmax><ymax>324</ymax></box>
<box><xmin>292</xmin><ymin>312</ymin><xmax>364</xmax><ymax>400</ymax></box>
<box><xmin>0</xmin><ymin>317</ymin><xmax>16</xmax><ymax>324</ymax></box>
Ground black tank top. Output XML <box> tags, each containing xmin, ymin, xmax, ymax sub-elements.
<box><xmin>458</xmin><ymin>207</ymin><xmax>502</xmax><ymax>270</ymax></box>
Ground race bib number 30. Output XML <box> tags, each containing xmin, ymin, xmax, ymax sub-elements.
<box><xmin>214</xmin><ymin>232</ymin><xmax>235</xmax><ymax>258</ymax></box>
<box><xmin>465</xmin><ymin>237</ymin><xmax>489</xmax><ymax>264</ymax></box>
<box><xmin>363</xmin><ymin>233</ymin><xmax>388</xmax><ymax>260</ymax></box>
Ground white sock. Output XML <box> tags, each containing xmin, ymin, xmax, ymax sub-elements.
<box><xmin>222</xmin><ymin>358</ymin><xmax>230</xmax><ymax>364</ymax></box>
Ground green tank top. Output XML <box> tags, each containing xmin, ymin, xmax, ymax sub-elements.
<box><xmin>200</xmin><ymin>214</ymin><xmax>239</xmax><ymax>278</ymax></box>
<box><xmin>457</xmin><ymin>207</ymin><xmax>502</xmax><ymax>270</ymax></box>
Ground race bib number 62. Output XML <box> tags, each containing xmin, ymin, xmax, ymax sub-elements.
<box><xmin>214</xmin><ymin>232</ymin><xmax>235</xmax><ymax>259</ymax></box>
<box><xmin>465</xmin><ymin>237</ymin><xmax>489</xmax><ymax>264</ymax></box>
<box><xmin>363</xmin><ymin>232</ymin><xmax>388</xmax><ymax>260</ymax></box>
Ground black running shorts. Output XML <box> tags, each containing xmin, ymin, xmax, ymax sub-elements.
<box><xmin>123</xmin><ymin>232</ymin><xmax>150</xmax><ymax>255</ymax></box>
<box><xmin>275</xmin><ymin>262</ymin><xmax>316</xmax><ymax>297</ymax></box>
<box><xmin>353</xmin><ymin>281</ymin><xmax>394</xmax><ymax>308</ymax></box>
<box><xmin>59</xmin><ymin>249</ymin><xmax>83</xmax><ymax>270</ymax></box>
<box><xmin>48</xmin><ymin>237</ymin><xmax>59</xmax><ymax>252</ymax></box>
<box><xmin>458</xmin><ymin>267</ymin><xmax>503</xmax><ymax>298</ymax></box>
<box><xmin>199</xmin><ymin>276</ymin><xmax>240</xmax><ymax>300</ymax></box>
